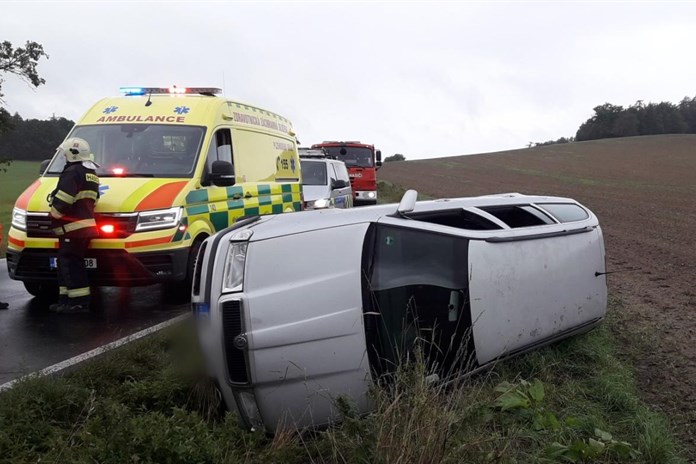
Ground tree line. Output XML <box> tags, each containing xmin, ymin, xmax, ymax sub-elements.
<box><xmin>533</xmin><ymin>96</ymin><xmax>696</xmax><ymax>147</ymax></box>
<box><xmin>0</xmin><ymin>113</ymin><xmax>74</xmax><ymax>161</ymax></box>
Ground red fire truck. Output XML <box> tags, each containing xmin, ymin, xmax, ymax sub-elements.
<box><xmin>310</xmin><ymin>141</ymin><xmax>382</xmax><ymax>205</ymax></box>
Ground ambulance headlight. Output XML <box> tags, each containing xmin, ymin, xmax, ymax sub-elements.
<box><xmin>223</xmin><ymin>229</ymin><xmax>252</xmax><ymax>293</ymax></box>
<box><xmin>136</xmin><ymin>207</ymin><xmax>182</xmax><ymax>231</ymax></box>
<box><xmin>11</xmin><ymin>208</ymin><xmax>26</xmax><ymax>231</ymax></box>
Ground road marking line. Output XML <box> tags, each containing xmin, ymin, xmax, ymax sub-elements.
<box><xmin>0</xmin><ymin>312</ymin><xmax>190</xmax><ymax>392</ymax></box>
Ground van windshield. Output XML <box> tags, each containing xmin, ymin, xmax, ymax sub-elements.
<box><xmin>45</xmin><ymin>124</ymin><xmax>205</xmax><ymax>178</ymax></box>
<box><xmin>300</xmin><ymin>160</ymin><xmax>328</xmax><ymax>186</ymax></box>
<box><xmin>322</xmin><ymin>146</ymin><xmax>374</xmax><ymax>168</ymax></box>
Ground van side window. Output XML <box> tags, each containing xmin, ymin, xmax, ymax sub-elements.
<box><xmin>205</xmin><ymin>129</ymin><xmax>233</xmax><ymax>175</ymax></box>
<box><xmin>336</xmin><ymin>164</ymin><xmax>350</xmax><ymax>184</ymax></box>
<box><xmin>478</xmin><ymin>205</ymin><xmax>554</xmax><ymax>228</ymax></box>
<box><xmin>329</xmin><ymin>164</ymin><xmax>338</xmax><ymax>183</ymax></box>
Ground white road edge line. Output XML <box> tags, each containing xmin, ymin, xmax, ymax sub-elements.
<box><xmin>0</xmin><ymin>312</ymin><xmax>190</xmax><ymax>392</ymax></box>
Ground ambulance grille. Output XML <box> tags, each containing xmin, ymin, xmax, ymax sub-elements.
<box><xmin>25</xmin><ymin>213</ymin><xmax>137</xmax><ymax>238</ymax></box>
<box><xmin>222</xmin><ymin>300</ymin><xmax>249</xmax><ymax>384</ymax></box>
<box><xmin>25</xmin><ymin>214</ymin><xmax>53</xmax><ymax>238</ymax></box>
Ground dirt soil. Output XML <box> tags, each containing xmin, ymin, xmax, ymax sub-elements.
<box><xmin>379</xmin><ymin>134</ymin><xmax>696</xmax><ymax>459</ymax></box>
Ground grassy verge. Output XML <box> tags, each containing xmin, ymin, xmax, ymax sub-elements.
<box><xmin>377</xmin><ymin>179</ymin><xmax>432</xmax><ymax>204</ymax></box>
<box><xmin>0</xmin><ymin>299</ymin><xmax>684</xmax><ymax>463</ymax></box>
<box><xmin>0</xmin><ymin>161</ymin><xmax>39</xmax><ymax>258</ymax></box>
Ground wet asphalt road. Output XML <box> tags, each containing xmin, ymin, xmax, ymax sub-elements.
<box><xmin>0</xmin><ymin>259</ymin><xmax>189</xmax><ymax>385</ymax></box>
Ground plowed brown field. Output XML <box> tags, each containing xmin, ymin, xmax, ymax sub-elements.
<box><xmin>379</xmin><ymin>134</ymin><xmax>696</xmax><ymax>458</ymax></box>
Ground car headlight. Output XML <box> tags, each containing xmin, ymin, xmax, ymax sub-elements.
<box><xmin>367</xmin><ymin>191</ymin><xmax>376</xmax><ymax>199</ymax></box>
<box><xmin>135</xmin><ymin>207</ymin><xmax>182</xmax><ymax>231</ymax></box>
<box><xmin>223</xmin><ymin>229</ymin><xmax>253</xmax><ymax>293</ymax></box>
<box><xmin>11</xmin><ymin>208</ymin><xmax>26</xmax><ymax>231</ymax></box>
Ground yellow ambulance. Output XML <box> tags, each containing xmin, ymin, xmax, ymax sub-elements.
<box><xmin>7</xmin><ymin>86</ymin><xmax>303</xmax><ymax>300</ymax></box>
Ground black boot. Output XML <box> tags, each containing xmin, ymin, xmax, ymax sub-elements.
<box><xmin>55</xmin><ymin>296</ymin><xmax>90</xmax><ymax>314</ymax></box>
<box><xmin>49</xmin><ymin>297</ymin><xmax>69</xmax><ymax>312</ymax></box>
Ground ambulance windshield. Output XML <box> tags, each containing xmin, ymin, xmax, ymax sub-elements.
<box><xmin>323</xmin><ymin>146</ymin><xmax>374</xmax><ymax>168</ymax></box>
<box><xmin>45</xmin><ymin>124</ymin><xmax>205</xmax><ymax>178</ymax></box>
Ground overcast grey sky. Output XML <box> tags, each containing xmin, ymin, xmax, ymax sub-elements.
<box><xmin>2</xmin><ymin>1</ymin><xmax>695</xmax><ymax>159</ymax></box>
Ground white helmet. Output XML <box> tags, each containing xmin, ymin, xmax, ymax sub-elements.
<box><xmin>58</xmin><ymin>137</ymin><xmax>99</xmax><ymax>167</ymax></box>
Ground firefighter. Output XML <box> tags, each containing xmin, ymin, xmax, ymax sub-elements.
<box><xmin>48</xmin><ymin>137</ymin><xmax>100</xmax><ymax>314</ymax></box>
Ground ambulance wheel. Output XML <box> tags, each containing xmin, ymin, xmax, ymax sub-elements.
<box><xmin>23</xmin><ymin>281</ymin><xmax>59</xmax><ymax>302</ymax></box>
<box><xmin>164</xmin><ymin>239</ymin><xmax>204</xmax><ymax>303</ymax></box>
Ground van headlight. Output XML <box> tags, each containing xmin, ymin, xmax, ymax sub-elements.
<box><xmin>11</xmin><ymin>208</ymin><xmax>26</xmax><ymax>231</ymax></box>
<box><xmin>223</xmin><ymin>229</ymin><xmax>253</xmax><ymax>293</ymax></box>
<box><xmin>136</xmin><ymin>207</ymin><xmax>182</xmax><ymax>231</ymax></box>
<box><xmin>307</xmin><ymin>198</ymin><xmax>330</xmax><ymax>209</ymax></box>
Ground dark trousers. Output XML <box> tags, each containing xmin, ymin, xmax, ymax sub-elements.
<box><xmin>57</xmin><ymin>237</ymin><xmax>91</xmax><ymax>306</ymax></box>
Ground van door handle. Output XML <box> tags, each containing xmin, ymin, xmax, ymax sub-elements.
<box><xmin>244</xmin><ymin>192</ymin><xmax>253</xmax><ymax>199</ymax></box>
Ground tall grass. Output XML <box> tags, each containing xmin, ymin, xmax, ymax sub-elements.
<box><xmin>0</xmin><ymin>301</ymin><xmax>684</xmax><ymax>463</ymax></box>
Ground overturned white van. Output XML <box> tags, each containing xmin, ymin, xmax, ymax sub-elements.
<box><xmin>192</xmin><ymin>191</ymin><xmax>607</xmax><ymax>432</ymax></box>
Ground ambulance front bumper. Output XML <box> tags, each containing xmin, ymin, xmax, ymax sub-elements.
<box><xmin>6</xmin><ymin>247</ymin><xmax>189</xmax><ymax>286</ymax></box>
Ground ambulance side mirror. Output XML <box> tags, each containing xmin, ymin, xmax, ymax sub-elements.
<box><xmin>209</xmin><ymin>160</ymin><xmax>235</xmax><ymax>187</ymax></box>
<box><xmin>39</xmin><ymin>159</ymin><xmax>51</xmax><ymax>175</ymax></box>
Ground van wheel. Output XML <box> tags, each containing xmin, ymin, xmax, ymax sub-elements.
<box><xmin>23</xmin><ymin>282</ymin><xmax>59</xmax><ymax>302</ymax></box>
<box><xmin>164</xmin><ymin>239</ymin><xmax>204</xmax><ymax>304</ymax></box>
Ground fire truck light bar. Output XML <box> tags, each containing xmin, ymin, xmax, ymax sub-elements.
<box><xmin>120</xmin><ymin>86</ymin><xmax>222</xmax><ymax>96</ymax></box>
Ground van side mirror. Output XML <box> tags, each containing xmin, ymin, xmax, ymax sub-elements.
<box><xmin>376</xmin><ymin>150</ymin><xmax>382</xmax><ymax>170</ymax></box>
<box><xmin>331</xmin><ymin>179</ymin><xmax>347</xmax><ymax>190</ymax></box>
<box><xmin>209</xmin><ymin>160</ymin><xmax>235</xmax><ymax>187</ymax></box>
<box><xmin>39</xmin><ymin>159</ymin><xmax>51</xmax><ymax>175</ymax></box>
<box><xmin>396</xmin><ymin>189</ymin><xmax>418</xmax><ymax>215</ymax></box>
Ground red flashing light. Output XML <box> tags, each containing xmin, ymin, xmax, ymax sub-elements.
<box><xmin>112</xmin><ymin>167</ymin><xmax>125</xmax><ymax>176</ymax></box>
<box><xmin>100</xmin><ymin>224</ymin><xmax>115</xmax><ymax>234</ymax></box>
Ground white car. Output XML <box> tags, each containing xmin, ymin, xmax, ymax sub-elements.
<box><xmin>192</xmin><ymin>191</ymin><xmax>607</xmax><ymax>432</ymax></box>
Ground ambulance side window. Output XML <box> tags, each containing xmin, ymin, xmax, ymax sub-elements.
<box><xmin>204</xmin><ymin>129</ymin><xmax>233</xmax><ymax>185</ymax></box>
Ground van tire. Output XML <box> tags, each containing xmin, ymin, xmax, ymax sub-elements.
<box><xmin>23</xmin><ymin>281</ymin><xmax>59</xmax><ymax>302</ymax></box>
<box><xmin>164</xmin><ymin>238</ymin><xmax>204</xmax><ymax>304</ymax></box>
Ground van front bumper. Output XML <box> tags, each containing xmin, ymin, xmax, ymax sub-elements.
<box><xmin>6</xmin><ymin>247</ymin><xmax>189</xmax><ymax>286</ymax></box>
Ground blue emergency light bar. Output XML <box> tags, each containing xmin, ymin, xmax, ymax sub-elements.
<box><xmin>120</xmin><ymin>86</ymin><xmax>222</xmax><ymax>96</ymax></box>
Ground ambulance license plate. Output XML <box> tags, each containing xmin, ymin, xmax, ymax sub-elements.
<box><xmin>49</xmin><ymin>257</ymin><xmax>97</xmax><ymax>269</ymax></box>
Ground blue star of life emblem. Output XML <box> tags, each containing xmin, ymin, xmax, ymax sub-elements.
<box><xmin>174</xmin><ymin>106</ymin><xmax>190</xmax><ymax>115</ymax></box>
<box><xmin>290</xmin><ymin>158</ymin><xmax>296</xmax><ymax>172</ymax></box>
<box><xmin>99</xmin><ymin>184</ymin><xmax>110</xmax><ymax>196</ymax></box>
<box><xmin>103</xmin><ymin>106</ymin><xmax>118</xmax><ymax>114</ymax></box>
